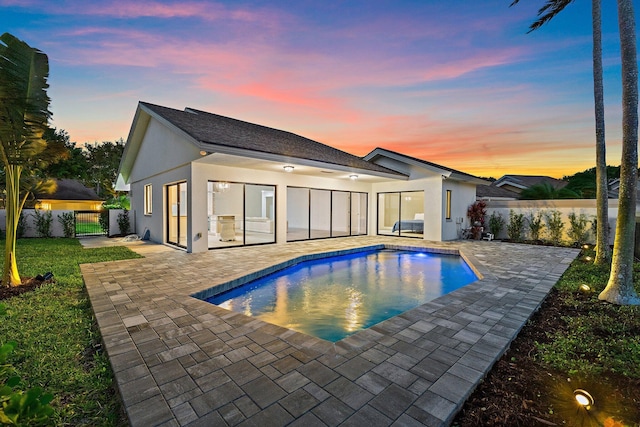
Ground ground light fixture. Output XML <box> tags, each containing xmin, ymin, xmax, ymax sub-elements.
<box><xmin>582</xmin><ymin>244</ymin><xmax>590</xmax><ymax>249</ymax></box>
<box><xmin>584</xmin><ymin>256</ymin><xmax>593</xmax><ymax>262</ymax></box>
<box><xmin>283</xmin><ymin>165</ymin><xmax>294</xmax><ymax>172</ymax></box>
<box><xmin>574</xmin><ymin>389</ymin><xmax>594</xmax><ymax>409</ymax></box>
<box><xmin>578</xmin><ymin>284</ymin><xmax>592</xmax><ymax>294</ymax></box>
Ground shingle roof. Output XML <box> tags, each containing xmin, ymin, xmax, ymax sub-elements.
<box><xmin>364</xmin><ymin>147</ymin><xmax>488</xmax><ymax>184</ymax></box>
<box><xmin>476</xmin><ymin>184</ymin><xmax>519</xmax><ymax>199</ymax></box>
<box><xmin>140</xmin><ymin>102</ymin><xmax>406</xmax><ymax>177</ymax></box>
<box><xmin>494</xmin><ymin>175</ymin><xmax>567</xmax><ymax>190</ymax></box>
<box><xmin>36</xmin><ymin>179</ymin><xmax>101</xmax><ymax>201</ymax></box>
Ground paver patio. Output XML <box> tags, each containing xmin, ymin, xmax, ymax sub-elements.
<box><xmin>80</xmin><ymin>237</ymin><xmax>579</xmax><ymax>426</ymax></box>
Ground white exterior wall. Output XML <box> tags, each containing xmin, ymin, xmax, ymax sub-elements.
<box><xmin>442</xmin><ymin>180</ymin><xmax>476</xmax><ymax>241</ymax></box>
<box><xmin>0</xmin><ymin>209</ymin><xmax>72</xmax><ymax>237</ymax></box>
<box><xmin>189</xmin><ymin>162</ymin><xmax>375</xmax><ymax>252</ymax></box>
<box><xmin>485</xmin><ymin>199</ymin><xmax>621</xmax><ymax>244</ymax></box>
<box><xmin>129</xmin><ymin>119</ymin><xmax>201</xmax><ymax>183</ymax></box>
<box><xmin>130</xmin><ymin>164</ymin><xmax>191</xmax><ymax>247</ymax></box>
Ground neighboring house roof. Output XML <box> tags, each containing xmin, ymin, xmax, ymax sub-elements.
<box><xmin>118</xmin><ymin>102</ymin><xmax>407</xmax><ymax>188</ymax></box>
<box><xmin>607</xmin><ymin>178</ymin><xmax>640</xmax><ymax>199</ymax></box>
<box><xmin>363</xmin><ymin>147</ymin><xmax>490</xmax><ymax>185</ymax></box>
<box><xmin>476</xmin><ymin>184</ymin><xmax>520</xmax><ymax>200</ymax></box>
<box><xmin>492</xmin><ymin>175</ymin><xmax>568</xmax><ymax>192</ymax></box>
<box><xmin>35</xmin><ymin>179</ymin><xmax>101</xmax><ymax>201</ymax></box>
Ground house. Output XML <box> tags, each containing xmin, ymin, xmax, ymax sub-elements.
<box><xmin>492</xmin><ymin>174</ymin><xmax>567</xmax><ymax>194</ymax></box>
<box><xmin>476</xmin><ymin>184</ymin><xmax>520</xmax><ymax>201</ymax></box>
<box><xmin>116</xmin><ymin>102</ymin><xmax>489</xmax><ymax>253</ymax></box>
<box><xmin>34</xmin><ymin>179</ymin><xmax>103</xmax><ymax>211</ymax></box>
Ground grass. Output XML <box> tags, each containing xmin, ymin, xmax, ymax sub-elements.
<box><xmin>0</xmin><ymin>238</ymin><xmax>141</xmax><ymax>426</ymax></box>
<box><xmin>75</xmin><ymin>222</ymin><xmax>104</xmax><ymax>235</ymax></box>
<box><xmin>542</xmin><ymin>248</ymin><xmax>640</xmax><ymax>379</ymax></box>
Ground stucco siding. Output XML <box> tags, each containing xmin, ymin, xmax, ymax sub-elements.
<box><xmin>129</xmin><ymin>118</ymin><xmax>201</xmax><ymax>184</ymax></box>
<box><xmin>442</xmin><ymin>180</ymin><xmax>476</xmax><ymax>240</ymax></box>
<box><xmin>130</xmin><ymin>164</ymin><xmax>191</xmax><ymax>247</ymax></box>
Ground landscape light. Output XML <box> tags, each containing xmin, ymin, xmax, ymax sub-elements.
<box><xmin>283</xmin><ymin>165</ymin><xmax>294</xmax><ymax>172</ymax></box>
<box><xmin>582</xmin><ymin>244</ymin><xmax>590</xmax><ymax>249</ymax></box>
<box><xmin>584</xmin><ymin>256</ymin><xmax>593</xmax><ymax>262</ymax></box>
<box><xmin>574</xmin><ymin>389</ymin><xmax>594</xmax><ymax>409</ymax></box>
<box><xmin>579</xmin><ymin>284</ymin><xmax>592</xmax><ymax>294</ymax></box>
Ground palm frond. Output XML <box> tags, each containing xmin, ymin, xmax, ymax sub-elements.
<box><xmin>0</xmin><ymin>33</ymin><xmax>51</xmax><ymax>165</ymax></box>
<box><xmin>530</xmin><ymin>0</ymin><xmax>575</xmax><ymax>32</ymax></box>
<box><xmin>510</xmin><ymin>0</ymin><xmax>576</xmax><ymax>32</ymax></box>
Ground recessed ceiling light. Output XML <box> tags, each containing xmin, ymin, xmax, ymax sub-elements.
<box><xmin>283</xmin><ymin>165</ymin><xmax>294</xmax><ymax>172</ymax></box>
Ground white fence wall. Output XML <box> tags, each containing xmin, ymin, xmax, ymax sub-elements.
<box><xmin>0</xmin><ymin>209</ymin><xmax>133</xmax><ymax>238</ymax></box>
<box><xmin>108</xmin><ymin>209</ymin><xmax>135</xmax><ymax>236</ymax></box>
<box><xmin>484</xmin><ymin>199</ymin><xmax>622</xmax><ymax>244</ymax></box>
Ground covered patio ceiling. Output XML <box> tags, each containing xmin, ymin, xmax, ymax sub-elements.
<box><xmin>194</xmin><ymin>152</ymin><xmax>407</xmax><ymax>183</ymax></box>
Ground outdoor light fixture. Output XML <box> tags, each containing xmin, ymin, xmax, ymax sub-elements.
<box><xmin>283</xmin><ymin>165</ymin><xmax>294</xmax><ymax>172</ymax></box>
<box><xmin>574</xmin><ymin>389</ymin><xmax>594</xmax><ymax>409</ymax></box>
<box><xmin>582</xmin><ymin>244</ymin><xmax>590</xmax><ymax>249</ymax></box>
<box><xmin>199</xmin><ymin>150</ymin><xmax>208</xmax><ymax>156</ymax></box>
<box><xmin>349</xmin><ymin>174</ymin><xmax>358</xmax><ymax>180</ymax></box>
<box><xmin>579</xmin><ymin>284</ymin><xmax>592</xmax><ymax>294</ymax></box>
<box><xmin>585</xmin><ymin>256</ymin><xmax>593</xmax><ymax>262</ymax></box>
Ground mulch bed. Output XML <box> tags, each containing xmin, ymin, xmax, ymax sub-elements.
<box><xmin>0</xmin><ymin>277</ymin><xmax>52</xmax><ymax>300</ymax></box>
<box><xmin>452</xmin><ymin>288</ymin><xmax>640</xmax><ymax>427</ymax></box>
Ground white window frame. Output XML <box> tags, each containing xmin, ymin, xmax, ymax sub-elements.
<box><xmin>144</xmin><ymin>184</ymin><xmax>152</xmax><ymax>215</ymax></box>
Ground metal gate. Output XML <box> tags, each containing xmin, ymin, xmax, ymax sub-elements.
<box><xmin>74</xmin><ymin>210</ymin><xmax>108</xmax><ymax>237</ymax></box>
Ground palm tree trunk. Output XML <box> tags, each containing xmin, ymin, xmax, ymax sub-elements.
<box><xmin>599</xmin><ymin>0</ymin><xmax>640</xmax><ymax>305</ymax></box>
<box><xmin>592</xmin><ymin>0</ymin><xmax>611</xmax><ymax>265</ymax></box>
<box><xmin>2</xmin><ymin>164</ymin><xmax>22</xmax><ymax>287</ymax></box>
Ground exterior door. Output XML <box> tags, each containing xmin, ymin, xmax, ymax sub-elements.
<box><xmin>167</xmin><ymin>182</ymin><xmax>188</xmax><ymax>248</ymax></box>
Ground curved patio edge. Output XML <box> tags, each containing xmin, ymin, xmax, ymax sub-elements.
<box><xmin>80</xmin><ymin>237</ymin><xmax>579</xmax><ymax>426</ymax></box>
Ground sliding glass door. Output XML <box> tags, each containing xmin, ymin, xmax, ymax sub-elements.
<box><xmin>207</xmin><ymin>181</ymin><xmax>276</xmax><ymax>249</ymax></box>
<box><xmin>287</xmin><ymin>187</ymin><xmax>368</xmax><ymax>241</ymax></box>
<box><xmin>377</xmin><ymin>191</ymin><xmax>424</xmax><ymax>238</ymax></box>
<box><xmin>166</xmin><ymin>182</ymin><xmax>188</xmax><ymax>248</ymax></box>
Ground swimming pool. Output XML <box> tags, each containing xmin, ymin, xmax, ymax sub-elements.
<box><xmin>206</xmin><ymin>249</ymin><xmax>477</xmax><ymax>342</ymax></box>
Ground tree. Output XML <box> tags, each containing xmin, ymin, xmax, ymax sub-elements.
<box><xmin>519</xmin><ymin>182</ymin><xmax>579</xmax><ymax>199</ymax></box>
<box><xmin>0</xmin><ymin>33</ymin><xmax>51</xmax><ymax>286</ymax></box>
<box><xmin>84</xmin><ymin>139</ymin><xmax>125</xmax><ymax>199</ymax></box>
<box><xmin>510</xmin><ymin>0</ymin><xmax>610</xmax><ymax>264</ymax></box>
<box><xmin>599</xmin><ymin>0</ymin><xmax>640</xmax><ymax>305</ymax></box>
<box><xmin>42</xmin><ymin>128</ymin><xmax>88</xmax><ymax>182</ymax></box>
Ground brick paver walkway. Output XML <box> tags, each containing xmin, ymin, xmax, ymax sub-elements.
<box><xmin>80</xmin><ymin>237</ymin><xmax>579</xmax><ymax>426</ymax></box>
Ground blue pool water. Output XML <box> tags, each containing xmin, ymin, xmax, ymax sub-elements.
<box><xmin>206</xmin><ymin>249</ymin><xmax>477</xmax><ymax>342</ymax></box>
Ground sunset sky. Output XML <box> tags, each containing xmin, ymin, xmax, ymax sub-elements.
<box><xmin>1</xmin><ymin>0</ymin><xmax>635</xmax><ymax>178</ymax></box>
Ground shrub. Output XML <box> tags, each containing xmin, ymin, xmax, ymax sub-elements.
<box><xmin>567</xmin><ymin>212</ymin><xmax>591</xmax><ymax>245</ymax></box>
<box><xmin>545</xmin><ymin>210</ymin><xmax>565</xmax><ymax>245</ymax></box>
<box><xmin>99</xmin><ymin>210</ymin><xmax>109</xmax><ymax>234</ymax></box>
<box><xmin>0</xmin><ymin>304</ymin><xmax>54</xmax><ymax>426</ymax></box>
<box><xmin>33</xmin><ymin>210</ymin><xmax>53</xmax><ymax>238</ymax></box>
<box><xmin>527</xmin><ymin>211</ymin><xmax>544</xmax><ymax>241</ymax></box>
<box><xmin>16</xmin><ymin>213</ymin><xmax>27</xmax><ymax>239</ymax></box>
<box><xmin>507</xmin><ymin>210</ymin><xmax>525</xmax><ymax>241</ymax></box>
<box><xmin>57</xmin><ymin>212</ymin><xmax>75</xmax><ymax>238</ymax></box>
<box><xmin>467</xmin><ymin>201</ymin><xmax>487</xmax><ymax>239</ymax></box>
<box><xmin>487</xmin><ymin>212</ymin><xmax>505</xmax><ymax>237</ymax></box>
<box><xmin>117</xmin><ymin>210</ymin><xmax>130</xmax><ymax>235</ymax></box>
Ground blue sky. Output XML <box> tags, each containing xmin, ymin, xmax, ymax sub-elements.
<box><xmin>1</xmin><ymin>0</ymin><xmax>635</xmax><ymax>177</ymax></box>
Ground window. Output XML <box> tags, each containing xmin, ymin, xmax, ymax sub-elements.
<box><xmin>144</xmin><ymin>184</ymin><xmax>152</xmax><ymax>215</ymax></box>
<box><xmin>445</xmin><ymin>190</ymin><xmax>452</xmax><ymax>220</ymax></box>
<box><xmin>377</xmin><ymin>191</ymin><xmax>424</xmax><ymax>238</ymax></box>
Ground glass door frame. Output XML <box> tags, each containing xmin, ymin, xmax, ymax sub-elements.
<box><xmin>166</xmin><ymin>181</ymin><xmax>188</xmax><ymax>249</ymax></box>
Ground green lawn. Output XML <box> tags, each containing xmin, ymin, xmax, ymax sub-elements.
<box><xmin>0</xmin><ymin>238</ymin><xmax>141</xmax><ymax>426</ymax></box>
<box><xmin>75</xmin><ymin>221</ymin><xmax>104</xmax><ymax>235</ymax></box>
